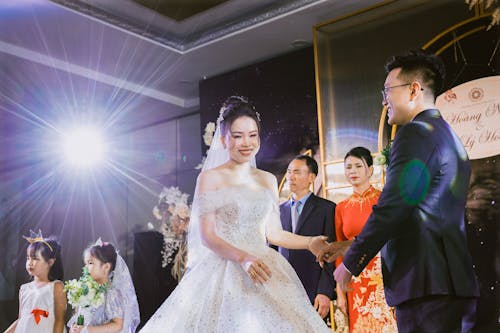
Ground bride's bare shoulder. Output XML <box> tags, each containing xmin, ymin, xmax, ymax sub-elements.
<box><xmin>197</xmin><ymin>169</ymin><xmax>225</xmax><ymax>192</ymax></box>
<box><xmin>253</xmin><ymin>168</ymin><xmax>275</xmax><ymax>180</ymax></box>
<box><xmin>254</xmin><ymin>169</ymin><xmax>278</xmax><ymax>190</ymax></box>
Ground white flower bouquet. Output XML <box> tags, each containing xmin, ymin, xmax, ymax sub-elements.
<box><xmin>153</xmin><ymin>186</ymin><xmax>191</xmax><ymax>280</ymax></box>
<box><xmin>64</xmin><ymin>267</ymin><xmax>108</xmax><ymax>325</ymax></box>
<box><xmin>202</xmin><ymin>121</ymin><xmax>216</xmax><ymax>146</ymax></box>
<box><xmin>196</xmin><ymin>121</ymin><xmax>216</xmax><ymax>169</ymax></box>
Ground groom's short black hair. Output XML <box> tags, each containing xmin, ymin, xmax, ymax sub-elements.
<box><xmin>385</xmin><ymin>49</ymin><xmax>445</xmax><ymax>99</ymax></box>
<box><xmin>293</xmin><ymin>155</ymin><xmax>318</xmax><ymax>176</ymax></box>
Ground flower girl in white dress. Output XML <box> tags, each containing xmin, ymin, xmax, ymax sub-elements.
<box><xmin>68</xmin><ymin>241</ymin><xmax>140</xmax><ymax>333</ymax></box>
<box><xmin>140</xmin><ymin>96</ymin><xmax>331</xmax><ymax>332</ymax></box>
<box><xmin>5</xmin><ymin>232</ymin><xmax>67</xmax><ymax>333</ymax></box>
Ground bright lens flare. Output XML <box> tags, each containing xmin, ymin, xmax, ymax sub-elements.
<box><xmin>62</xmin><ymin>127</ymin><xmax>107</xmax><ymax>168</ymax></box>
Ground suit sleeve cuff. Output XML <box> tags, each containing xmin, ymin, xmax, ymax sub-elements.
<box><xmin>343</xmin><ymin>262</ymin><xmax>353</xmax><ymax>275</ymax></box>
<box><xmin>342</xmin><ymin>254</ymin><xmax>362</xmax><ymax>276</ymax></box>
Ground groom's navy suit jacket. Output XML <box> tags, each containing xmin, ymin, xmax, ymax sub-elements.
<box><xmin>343</xmin><ymin>109</ymin><xmax>479</xmax><ymax>307</ymax></box>
<box><xmin>276</xmin><ymin>194</ymin><xmax>336</xmax><ymax>303</ymax></box>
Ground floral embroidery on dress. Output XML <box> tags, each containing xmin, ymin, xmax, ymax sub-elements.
<box><xmin>351</xmin><ymin>254</ymin><xmax>397</xmax><ymax>333</ymax></box>
<box><xmin>344</xmin><ymin>186</ymin><xmax>380</xmax><ymax>212</ymax></box>
<box><xmin>335</xmin><ymin>186</ymin><xmax>398</xmax><ymax>332</ymax></box>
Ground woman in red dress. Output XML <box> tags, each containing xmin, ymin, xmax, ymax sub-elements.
<box><xmin>335</xmin><ymin>147</ymin><xmax>397</xmax><ymax>332</ymax></box>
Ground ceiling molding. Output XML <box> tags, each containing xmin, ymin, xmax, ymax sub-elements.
<box><xmin>0</xmin><ymin>40</ymin><xmax>197</xmax><ymax>108</ymax></box>
<box><xmin>49</xmin><ymin>0</ymin><xmax>327</xmax><ymax>54</ymax></box>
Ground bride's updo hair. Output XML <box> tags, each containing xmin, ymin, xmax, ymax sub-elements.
<box><xmin>219</xmin><ymin>96</ymin><xmax>261</xmax><ymax>135</ymax></box>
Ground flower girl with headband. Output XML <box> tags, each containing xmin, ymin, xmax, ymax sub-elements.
<box><xmin>4</xmin><ymin>230</ymin><xmax>67</xmax><ymax>333</ymax></box>
<box><xmin>68</xmin><ymin>239</ymin><xmax>139</xmax><ymax>333</ymax></box>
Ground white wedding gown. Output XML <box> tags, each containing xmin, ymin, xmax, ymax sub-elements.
<box><xmin>140</xmin><ymin>186</ymin><xmax>330</xmax><ymax>333</ymax></box>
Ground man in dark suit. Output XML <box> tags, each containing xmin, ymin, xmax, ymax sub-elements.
<box><xmin>276</xmin><ymin>155</ymin><xmax>335</xmax><ymax>319</ymax></box>
<box><xmin>320</xmin><ymin>50</ymin><xmax>479</xmax><ymax>332</ymax></box>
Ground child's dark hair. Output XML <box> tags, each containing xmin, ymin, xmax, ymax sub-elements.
<box><xmin>219</xmin><ymin>96</ymin><xmax>261</xmax><ymax>135</ymax></box>
<box><xmin>27</xmin><ymin>239</ymin><xmax>64</xmax><ymax>281</ymax></box>
<box><xmin>344</xmin><ymin>147</ymin><xmax>373</xmax><ymax>167</ymax></box>
<box><xmin>85</xmin><ymin>242</ymin><xmax>117</xmax><ymax>272</ymax></box>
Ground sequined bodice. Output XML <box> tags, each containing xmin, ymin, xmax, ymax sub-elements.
<box><xmin>199</xmin><ymin>186</ymin><xmax>274</xmax><ymax>250</ymax></box>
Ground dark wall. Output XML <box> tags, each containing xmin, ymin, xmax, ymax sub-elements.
<box><xmin>199</xmin><ymin>47</ymin><xmax>318</xmax><ymax>180</ymax></box>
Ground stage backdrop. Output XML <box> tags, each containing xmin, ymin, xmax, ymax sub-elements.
<box><xmin>199</xmin><ymin>47</ymin><xmax>319</xmax><ymax>182</ymax></box>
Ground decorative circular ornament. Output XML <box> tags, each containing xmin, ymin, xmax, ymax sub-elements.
<box><xmin>468</xmin><ymin>87</ymin><xmax>484</xmax><ymax>102</ymax></box>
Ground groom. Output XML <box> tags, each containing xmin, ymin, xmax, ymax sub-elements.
<box><xmin>274</xmin><ymin>155</ymin><xmax>335</xmax><ymax>319</ymax></box>
<box><xmin>319</xmin><ymin>50</ymin><xmax>479</xmax><ymax>332</ymax></box>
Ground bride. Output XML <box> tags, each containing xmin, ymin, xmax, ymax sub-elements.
<box><xmin>140</xmin><ymin>96</ymin><xmax>331</xmax><ymax>332</ymax></box>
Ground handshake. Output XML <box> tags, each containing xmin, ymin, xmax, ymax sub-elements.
<box><xmin>307</xmin><ymin>236</ymin><xmax>354</xmax><ymax>265</ymax></box>
<box><xmin>307</xmin><ymin>236</ymin><xmax>356</xmax><ymax>292</ymax></box>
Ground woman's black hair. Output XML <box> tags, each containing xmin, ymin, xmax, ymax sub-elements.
<box><xmin>219</xmin><ymin>96</ymin><xmax>261</xmax><ymax>135</ymax></box>
<box><xmin>344</xmin><ymin>146</ymin><xmax>373</xmax><ymax>167</ymax></box>
<box><xmin>27</xmin><ymin>239</ymin><xmax>64</xmax><ymax>281</ymax></box>
<box><xmin>85</xmin><ymin>242</ymin><xmax>117</xmax><ymax>272</ymax></box>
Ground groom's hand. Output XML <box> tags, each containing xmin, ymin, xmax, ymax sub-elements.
<box><xmin>334</xmin><ymin>262</ymin><xmax>353</xmax><ymax>292</ymax></box>
<box><xmin>316</xmin><ymin>240</ymin><xmax>353</xmax><ymax>265</ymax></box>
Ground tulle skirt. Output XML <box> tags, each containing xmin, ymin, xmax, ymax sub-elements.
<box><xmin>140</xmin><ymin>247</ymin><xmax>330</xmax><ymax>333</ymax></box>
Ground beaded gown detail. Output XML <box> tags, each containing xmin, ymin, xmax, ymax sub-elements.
<box><xmin>140</xmin><ymin>186</ymin><xmax>330</xmax><ymax>332</ymax></box>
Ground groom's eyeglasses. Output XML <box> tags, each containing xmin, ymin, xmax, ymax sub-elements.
<box><xmin>381</xmin><ymin>83</ymin><xmax>424</xmax><ymax>101</ymax></box>
<box><xmin>381</xmin><ymin>83</ymin><xmax>411</xmax><ymax>100</ymax></box>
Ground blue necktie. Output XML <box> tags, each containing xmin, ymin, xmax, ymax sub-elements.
<box><xmin>291</xmin><ymin>200</ymin><xmax>301</xmax><ymax>233</ymax></box>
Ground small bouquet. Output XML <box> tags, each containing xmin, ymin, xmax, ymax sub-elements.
<box><xmin>374</xmin><ymin>141</ymin><xmax>392</xmax><ymax>167</ymax></box>
<box><xmin>64</xmin><ymin>267</ymin><xmax>108</xmax><ymax>325</ymax></box>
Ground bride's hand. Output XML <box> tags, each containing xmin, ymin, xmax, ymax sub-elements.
<box><xmin>240</xmin><ymin>254</ymin><xmax>272</xmax><ymax>284</ymax></box>
<box><xmin>308</xmin><ymin>235</ymin><xmax>329</xmax><ymax>257</ymax></box>
<box><xmin>316</xmin><ymin>240</ymin><xmax>353</xmax><ymax>265</ymax></box>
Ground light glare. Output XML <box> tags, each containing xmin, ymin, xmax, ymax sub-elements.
<box><xmin>62</xmin><ymin>127</ymin><xmax>106</xmax><ymax>168</ymax></box>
